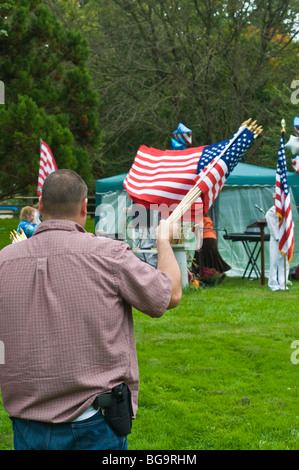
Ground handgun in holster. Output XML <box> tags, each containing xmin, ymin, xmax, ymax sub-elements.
<box><xmin>92</xmin><ymin>382</ymin><xmax>133</xmax><ymax>437</ymax></box>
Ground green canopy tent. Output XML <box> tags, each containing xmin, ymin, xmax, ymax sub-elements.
<box><xmin>211</xmin><ymin>163</ymin><xmax>299</xmax><ymax>277</ymax></box>
<box><xmin>95</xmin><ymin>172</ymin><xmax>130</xmax><ymax>239</ymax></box>
<box><xmin>225</xmin><ymin>162</ymin><xmax>299</xmax><ymax>208</ymax></box>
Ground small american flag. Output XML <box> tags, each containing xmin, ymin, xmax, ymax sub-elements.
<box><xmin>37</xmin><ymin>141</ymin><xmax>58</xmax><ymax>196</ymax></box>
<box><xmin>292</xmin><ymin>156</ymin><xmax>299</xmax><ymax>172</ymax></box>
<box><xmin>124</xmin><ymin>127</ymin><xmax>255</xmax><ymax>219</ymax></box>
<box><xmin>275</xmin><ymin>130</ymin><xmax>294</xmax><ymax>262</ymax></box>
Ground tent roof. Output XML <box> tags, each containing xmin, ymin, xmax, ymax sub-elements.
<box><xmin>226</xmin><ymin>162</ymin><xmax>299</xmax><ymax>187</ymax></box>
<box><xmin>96</xmin><ymin>163</ymin><xmax>299</xmax><ymax>193</ymax></box>
<box><xmin>96</xmin><ymin>173</ymin><xmax>127</xmax><ymax>193</ymax></box>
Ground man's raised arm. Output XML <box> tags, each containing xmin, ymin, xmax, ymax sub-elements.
<box><xmin>156</xmin><ymin>220</ymin><xmax>182</xmax><ymax>309</ymax></box>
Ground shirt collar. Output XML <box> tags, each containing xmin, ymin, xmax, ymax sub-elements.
<box><xmin>33</xmin><ymin>219</ymin><xmax>86</xmax><ymax>236</ymax></box>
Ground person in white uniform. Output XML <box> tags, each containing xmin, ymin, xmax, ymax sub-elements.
<box><xmin>265</xmin><ymin>199</ymin><xmax>289</xmax><ymax>291</ymax></box>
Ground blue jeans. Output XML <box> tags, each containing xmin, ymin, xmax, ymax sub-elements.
<box><xmin>12</xmin><ymin>411</ymin><xmax>128</xmax><ymax>450</ymax></box>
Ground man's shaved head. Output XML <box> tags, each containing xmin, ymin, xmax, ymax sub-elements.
<box><xmin>41</xmin><ymin>169</ymin><xmax>88</xmax><ymax>219</ymax></box>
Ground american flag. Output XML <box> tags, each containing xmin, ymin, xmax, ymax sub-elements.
<box><xmin>294</xmin><ymin>116</ymin><xmax>299</xmax><ymax>137</ymax></box>
<box><xmin>123</xmin><ymin>144</ymin><xmax>205</xmax><ymax>211</ymax></box>
<box><xmin>194</xmin><ymin>127</ymin><xmax>254</xmax><ymax>214</ymax></box>
<box><xmin>37</xmin><ymin>141</ymin><xmax>58</xmax><ymax>196</ymax></box>
<box><xmin>124</xmin><ymin>127</ymin><xmax>255</xmax><ymax>218</ymax></box>
<box><xmin>275</xmin><ymin>130</ymin><xmax>294</xmax><ymax>262</ymax></box>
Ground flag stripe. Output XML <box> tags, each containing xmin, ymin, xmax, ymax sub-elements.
<box><xmin>124</xmin><ymin>180</ymin><xmax>194</xmax><ymax>202</ymax></box>
<box><xmin>131</xmin><ymin>162</ymin><xmax>199</xmax><ymax>175</ymax></box>
<box><xmin>37</xmin><ymin>141</ymin><xmax>58</xmax><ymax>196</ymax></box>
<box><xmin>174</xmin><ymin>133</ymin><xmax>192</xmax><ymax>145</ymax></box>
<box><xmin>126</xmin><ymin>177</ymin><xmax>194</xmax><ymax>193</ymax></box>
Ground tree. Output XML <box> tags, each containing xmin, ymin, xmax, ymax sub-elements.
<box><xmin>53</xmin><ymin>0</ymin><xmax>299</xmax><ymax>177</ymax></box>
<box><xmin>0</xmin><ymin>0</ymin><xmax>102</xmax><ymax>198</ymax></box>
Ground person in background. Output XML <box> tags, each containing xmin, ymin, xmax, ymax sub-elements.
<box><xmin>193</xmin><ymin>214</ymin><xmax>231</xmax><ymax>283</ymax></box>
<box><xmin>17</xmin><ymin>206</ymin><xmax>38</xmax><ymax>238</ymax></box>
<box><xmin>0</xmin><ymin>169</ymin><xmax>182</xmax><ymax>451</ymax></box>
<box><xmin>265</xmin><ymin>196</ymin><xmax>289</xmax><ymax>291</ymax></box>
<box><xmin>33</xmin><ymin>202</ymin><xmax>41</xmax><ymax>225</ymax></box>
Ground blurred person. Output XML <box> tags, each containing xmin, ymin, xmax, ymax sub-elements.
<box><xmin>193</xmin><ymin>214</ymin><xmax>231</xmax><ymax>283</ymax></box>
<box><xmin>265</xmin><ymin>197</ymin><xmax>289</xmax><ymax>291</ymax></box>
<box><xmin>0</xmin><ymin>169</ymin><xmax>182</xmax><ymax>451</ymax></box>
<box><xmin>17</xmin><ymin>206</ymin><xmax>38</xmax><ymax>238</ymax></box>
<box><xmin>33</xmin><ymin>202</ymin><xmax>41</xmax><ymax>225</ymax></box>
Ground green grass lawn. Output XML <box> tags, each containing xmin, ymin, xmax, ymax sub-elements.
<box><xmin>131</xmin><ymin>280</ymin><xmax>299</xmax><ymax>450</ymax></box>
<box><xmin>1</xmin><ymin>218</ymin><xmax>299</xmax><ymax>450</ymax></box>
<box><xmin>0</xmin><ymin>217</ymin><xmax>95</xmax><ymax>249</ymax></box>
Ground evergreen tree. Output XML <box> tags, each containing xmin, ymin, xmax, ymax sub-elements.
<box><xmin>0</xmin><ymin>0</ymin><xmax>102</xmax><ymax>198</ymax></box>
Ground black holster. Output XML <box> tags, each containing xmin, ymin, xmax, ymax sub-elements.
<box><xmin>93</xmin><ymin>383</ymin><xmax>133</xmax><ymax>437</ymax></box>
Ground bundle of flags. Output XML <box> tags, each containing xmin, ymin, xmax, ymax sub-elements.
<box><xmin>37</xmin><ymin>140</ymin><xmax>58</xmax><ymax>196</ymax></box>
<box><xmin>191</xmin><ymin>124</ymin><xmax>256</xmax><ymax>217</ymax></box>
<box><xmin>275</xmin><ymin>123</ymin><xmax>294</xmax><ymax>263</ymax></box>
<box><xmin>10</xmin><ymin>229</ymin><xmax>27</xmax><ymax>243</ymax></box>
<box><xmin>124</xmin><ymin>119</ymin><xmax>262</xmax><ymax>221</ymax></box>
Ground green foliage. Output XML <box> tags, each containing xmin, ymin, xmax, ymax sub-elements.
<box><xmin>55</xmin><ymin>0</ymin><xmax>299</xmax><ymax>177</ymax></box>
<box><xmin>0</xmin><ymin>95</ymin><xmax>75</xmax><ymax>195</ymax></box>
<box><xmin>0</xmin><ymin>0</ymin><xmax>102</xmax><ymax>197</ymax></box>
<box><xmin>0</xmin><ymin>3</ymin><xmax>12</xmax><ymax>36</ymax></box>
<box><xmin>1</xmin><ymin>0</ymin><xmax>298</xmax><ymax>191</ymax></box>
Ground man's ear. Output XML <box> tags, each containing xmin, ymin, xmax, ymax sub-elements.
<box><xmin>38</xmin><ymin>196</ymin><xmax>43</xmax><ymax>215</ymax></box>
<box><xmin>81</xmin><ymin>198</ymin><xmax>88</xmax><ymax>216</ymax></box>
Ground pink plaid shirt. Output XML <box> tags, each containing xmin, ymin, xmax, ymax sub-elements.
<box><xmin>0</xmin><ymin>220</ymin><xmax>172</xmax><ymax>423</ymax></box>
